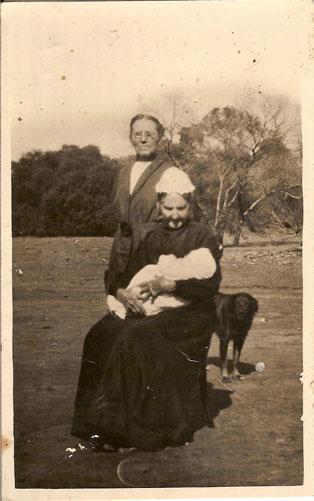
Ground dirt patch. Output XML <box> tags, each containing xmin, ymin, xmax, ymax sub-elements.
<box><xmin>12</xmin><ymin>237</ymin><xmax>303</xmax><ymax>487</ymax></box>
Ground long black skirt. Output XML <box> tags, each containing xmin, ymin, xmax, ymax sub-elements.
<box><xmin>71</xmin><ymin>305</ymin><xmax>215</xmax><ymax>451</ymax></box>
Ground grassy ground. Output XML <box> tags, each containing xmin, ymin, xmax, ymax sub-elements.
<box><xmin>12</xmin><ymin>236</ymin><xmax>303</xmax><ymax>488</ymax></box>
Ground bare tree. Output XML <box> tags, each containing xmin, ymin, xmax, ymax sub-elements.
<box><xmin>142</xmin><ymin>90</ymin><xmax>194</xmax><ymax>162</ymax></box>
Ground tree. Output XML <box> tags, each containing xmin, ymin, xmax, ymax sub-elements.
<box><xmin>142</xmin><ymin>90</ymin><xmax>195</xmax><ymax>163</ymax></box>
<box><xmin>178</xmin><ymin>105</ymin><xmax>302</xmax><ymax>244</ymax></box>
<box><xmin>12</xmin><ymin>150</ymin><xmax>57</xmax><ymax>235</ymax></box>
<box><xmin>12</xmin><ymin>145</ymin><xmax>119</xmax><ymax>237</ymax></box>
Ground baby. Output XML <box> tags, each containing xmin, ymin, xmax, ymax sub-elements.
<box><xmin>107</xmin><ymin>247</ymin><xmax>216</xmax><ymax>319</ymax></box>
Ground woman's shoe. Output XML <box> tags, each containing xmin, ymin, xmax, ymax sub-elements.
<box><xmin>118</xmin><ymin>447</ymin><xmax>137</xmax><ymax>455</ymax></box>
<box><xmin>101</xmin><ymin>443</ymin><xmax>118</xmax><ymax>453</ymax></box>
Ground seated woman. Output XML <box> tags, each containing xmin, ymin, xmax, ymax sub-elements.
<box><xmin>71</xmin><ymin>168</ymin><xmax>222</xmax><ymax>452</ymax></box>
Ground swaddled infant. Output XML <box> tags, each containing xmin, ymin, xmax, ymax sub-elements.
<box><xmin>107</xmin><ymin>247</ymin><xmax>216</xmax><ymax>319</ymax></box>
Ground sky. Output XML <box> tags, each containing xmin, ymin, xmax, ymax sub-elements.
<box><xmin>3</xmin><ymin>0</ymin><xmax>308</xmax><ymax>160</ymax></box>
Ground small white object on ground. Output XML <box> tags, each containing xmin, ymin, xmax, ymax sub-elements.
<box><xmin>66</xmin><ymin>447</ymin><xmax>76</xmax><ymax>453</ymax></box>
<box><xmin>255</xmin><ymin>361</ymin><xmax>265</xmax><ymax>373</ymax></box>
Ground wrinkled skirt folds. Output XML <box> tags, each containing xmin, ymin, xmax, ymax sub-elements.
<box><xmin>71</xmin><ymin>305</ymin><xmax>215</xmax><ymax>451</ymax></box>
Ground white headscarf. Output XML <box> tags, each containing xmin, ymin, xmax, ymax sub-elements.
<box><xmin>155</xmin><ymin>167</ymin><xmax>195</xmax><ymax>195</ymax></box>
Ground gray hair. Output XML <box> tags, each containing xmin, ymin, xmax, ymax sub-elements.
<box><xmin>129</xmin><ymin>114</ymin><xmax>165</xmax><ymax>139</ymax></box>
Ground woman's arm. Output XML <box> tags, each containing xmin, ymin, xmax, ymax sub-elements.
<box><xmin>175</xmin><ymin>276</ymin><xmax>220</xmax><ymax>303</ymax></box>
<box><xmin>139</xmin><ymin>276</ymin><xmax>176</xmax><ymax>298</ymax></box>
<box><xmin>140</xmin><ymin>275</ymin><xmax>219</xmax><ymax>305</ymax></box>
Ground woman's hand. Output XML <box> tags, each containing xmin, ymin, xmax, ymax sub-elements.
<box><xmin>116</xmin><ymin>287</ymin><xmax>145</xmax><ymax>314</ymax></box>
<box><xmin>140</xmin><ymin>276</ymin><xmax>176</xmax><ymax>298</ymax></box>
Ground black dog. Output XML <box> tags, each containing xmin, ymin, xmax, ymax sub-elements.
<box><xmin>213</xmin><ymin>292</ymin><xmax>258</xmax><ymax>382</ymax></box>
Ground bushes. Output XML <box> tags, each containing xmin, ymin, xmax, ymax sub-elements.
<box><xmin>12</xmin><ymin>145</ymin><xmax>119</xmax><ymax>237</ymax></box>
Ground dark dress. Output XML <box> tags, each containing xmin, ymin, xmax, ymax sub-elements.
<box><xmin>105</xmin><ymin>154</ymin><xmax>173</xmax><ymax>295</ymax></box>
<box><xmin>72</xmin><ymin>221</ymin><xmax>221</xmax><ymax>451</ymax></box>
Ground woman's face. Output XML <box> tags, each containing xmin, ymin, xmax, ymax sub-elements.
<box><xmin>159</xmin><ymin>193</ymin><xmax>190</xmax><ymax>230</ymax></box>
<box><xmin>130</xmin><ymin>119</ymin><xmax>160</xmax><ymax>159</ymax></box>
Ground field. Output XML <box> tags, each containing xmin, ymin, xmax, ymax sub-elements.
<box><xmin>12</xmin><ymin>236</ymin><xmax>303</xmax><ymax>488</ymax></box>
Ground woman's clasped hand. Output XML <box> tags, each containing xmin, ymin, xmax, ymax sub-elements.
<box><xmin>116</xmin><ymin>286</ymin><xmax>147</xmax><ymax>314</ymax></box>
<box><xmin>116</xmin><ymin>275</ymin><xmax>176</xmax><ymax>315</ymax></box>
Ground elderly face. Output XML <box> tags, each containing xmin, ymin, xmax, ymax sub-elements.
<box><xmin>159</xmin><ymin>193</ymin><xmax>190</xmax><ymax>230</ymax></box>
<box><xmin>130</xmin><ymin>118</ymin><xmax>161</xmax><ymax>159</ymax></box>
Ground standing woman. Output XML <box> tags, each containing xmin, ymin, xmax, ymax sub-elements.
<box><xmin>105</xmin><ymin>114</ymin><xmax>172</xmax><ymax>298</ymax></box>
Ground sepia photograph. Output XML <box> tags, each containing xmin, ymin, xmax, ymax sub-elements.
<box><xmin>1</xmin><ymin>0</ymin><xmax>314</xmax><ymax>498</ymax></box>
